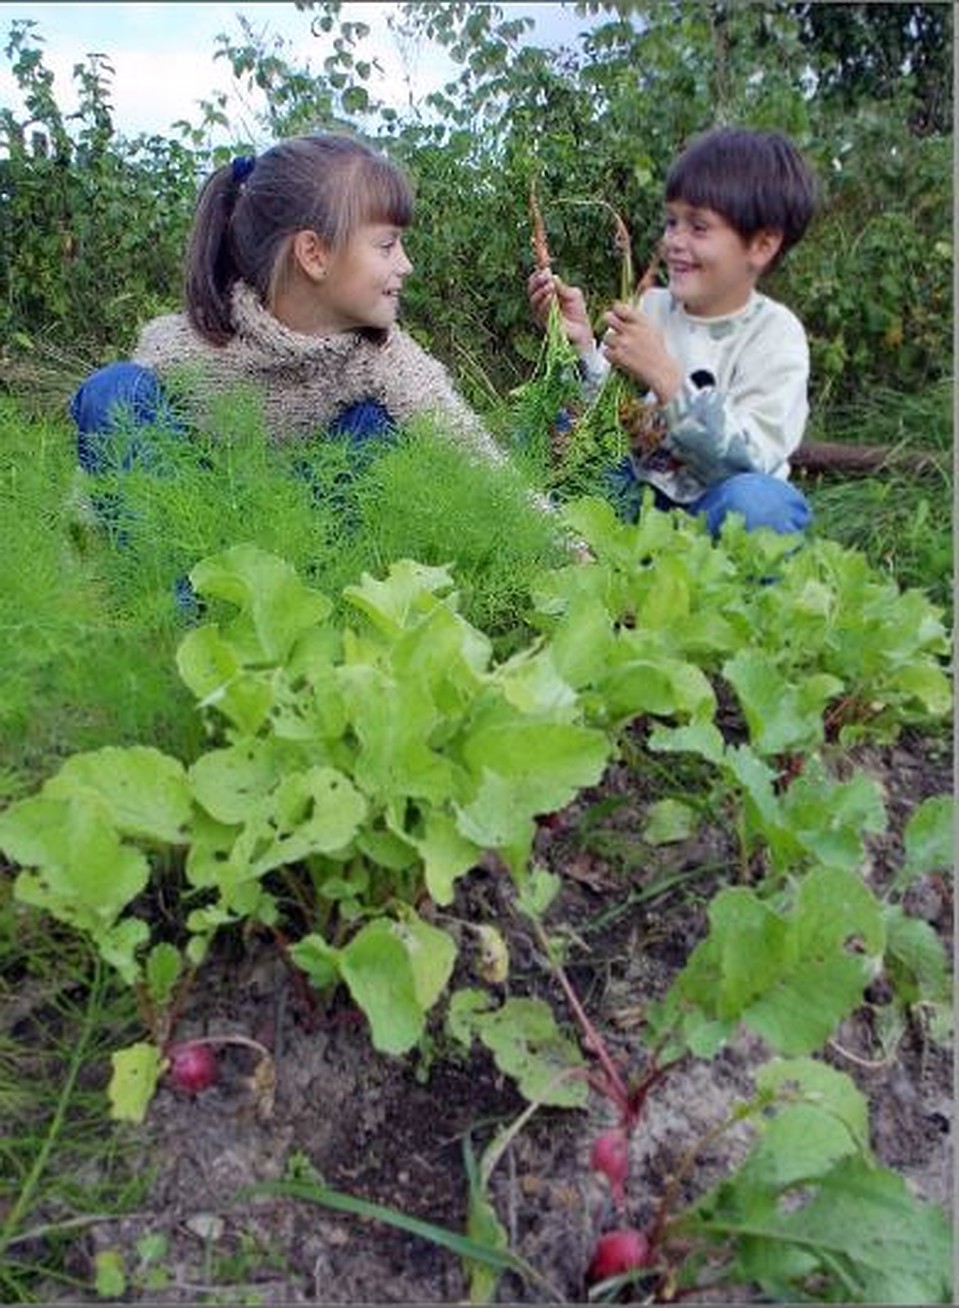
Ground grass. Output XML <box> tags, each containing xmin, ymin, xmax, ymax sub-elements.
<box><xmin>803</xmin><ymin>379</ymin><xmax>953</xmax><ymax>617</ymax></box>
<box><xmin>806</xmin><ymin>470</ymin><xmax>953</xmax><ymax>613</ymax></box>
<box><xmin>0</xmin><ymin>917</ymin><xmax>148</xmax><ymax>1302</ymax></box>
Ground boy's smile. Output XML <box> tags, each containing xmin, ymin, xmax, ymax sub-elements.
<box><xmin>663</xmin><ymin>201</ymin><xmax>780</xmax><ymax>319</ymax></box>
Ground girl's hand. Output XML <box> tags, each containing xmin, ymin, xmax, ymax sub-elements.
<box><xmin>601</xmin><ymin>301</ymin><xmax>682</xmax><ymax>404</ymax></box>
<box><xmin>527</xmin><ymin>269</ymin><xmax>595</xmax><ymax>355</ymax></box>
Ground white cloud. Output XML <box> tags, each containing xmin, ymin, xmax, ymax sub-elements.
<box><xmin>0</xmin><ymin>2</ymin><xmax>455</xmax><ymax>138</ymax></box>
<box><xmin>0</xmin><ymin>2</ymin><xmax>594</xmax><ymax>140</ymax></box>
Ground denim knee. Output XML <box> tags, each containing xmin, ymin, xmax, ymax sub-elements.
<box><xmin>70</xmin><ymin>361</ymin><xmax>182</xmax><ymax>473</ymax></box>
<box><xmin>329</xmin><ymin>400</ymin><xmax>396</xmax><ymax>451</ymax></box>
<box><xmin>687</xmin><ymin>473</ymin><xmax>811</xmax><ymax>537</ymax></box>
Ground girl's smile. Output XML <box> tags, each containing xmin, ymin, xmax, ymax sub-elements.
<box><xmin>319</xmin><ymin>223</ymin><xmax>413</xmax><ymax>332</ymax></box>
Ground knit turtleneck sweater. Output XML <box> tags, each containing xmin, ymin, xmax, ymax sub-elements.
<box><xmin>133</xmin><ymin>281</ymin><xmax>502</xmax><ymax>464</ymax></box>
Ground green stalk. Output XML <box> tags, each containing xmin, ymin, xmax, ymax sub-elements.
<box><xmin>0</xmin><ymin>956</ymin><xmax>106</xmax><ymax>1258</ymax></box>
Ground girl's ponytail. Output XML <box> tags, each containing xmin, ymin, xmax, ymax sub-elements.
<box><xmin>184</xmin><ymin>161</ymin><xmax>249</xmax><ymax>345</ymax></box>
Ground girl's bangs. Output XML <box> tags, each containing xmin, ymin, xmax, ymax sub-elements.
<box><xmin>353</xmin><ymin>158</ymin><xmax>414</xmax><ymax>230</ymax></box>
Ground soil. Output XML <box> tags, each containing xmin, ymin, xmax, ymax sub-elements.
<box><xmin>41</xmin><ymin>728</ymin><xmax>958</xmax><ymax>1302</ymax></box>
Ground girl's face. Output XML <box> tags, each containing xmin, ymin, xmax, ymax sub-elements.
<box><xmin>318</xmin><ymin>222</ymin><xmax>413</xmax><ymax>332</ymax></box>
<box><xmin>662</xmin><ymin>200</ymin><xmax>777</xmax><ymax>317</ymax></box>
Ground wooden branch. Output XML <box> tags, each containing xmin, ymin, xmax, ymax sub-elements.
<box><xmin>792</xmin><ymin>439</ymin><xmax>949</xmax><ymax>477</ymax></box>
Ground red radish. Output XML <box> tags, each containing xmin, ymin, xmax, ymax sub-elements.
<box><xmin>166</xmin><ymin>1041</ymin><xmax>218</xmax><ymax>1094</ymax></box>
<box><xmin>587</xmin><ymin>1228</ymin><xmax>651</xmax><ymax>1283</ymax></box>
<box><xmin>590</xmin><ymin>1128</ymin><xmax>629</xmax><ymax>1206</ymax></box>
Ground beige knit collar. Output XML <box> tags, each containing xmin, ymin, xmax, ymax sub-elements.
<box><xmin>231</xmin><ymin>281</ymin><xmax>389</xmax><ymax>360</ymax></box>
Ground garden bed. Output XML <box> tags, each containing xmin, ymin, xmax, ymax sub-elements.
<box><xmin>50</xmin><ymin>726</ymin><xmax>951</xmax><ymax>1305</ymax></box>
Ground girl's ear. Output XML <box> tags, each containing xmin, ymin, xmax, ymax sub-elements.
<box><xmin>750</xmin><ymin>228</ymin><xmax>784</xmax><ymax>273</ymax></box>
<box><xmin>291</xmin><ymin>229</ymin><xmax>330</xmax><ymax>282</ymax></box>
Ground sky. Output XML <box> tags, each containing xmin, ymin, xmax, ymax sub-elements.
<box><xmin>0</xmin><ymin>2</ymin><xmax>596</xmax><ymax>141</ymax></box>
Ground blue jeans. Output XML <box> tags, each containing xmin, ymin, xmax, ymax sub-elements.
<box><xmin>70</xmin><ymin>361</ymin><xmax>186</xmax><ymax>473</ymax></box>
<box><xmin>69</xmin><ymin>362</ymin><xmax>397</xmax><ymax>611</ymax></box>
<box><xmin>605</xmin><ymin>457</ymin><xmax>811</xmax><ymax>536</ymax></box>
<box><xmin>69</xmin><ymin>362</ymin><xmax>396</xmax><ymax>472</ymax></box>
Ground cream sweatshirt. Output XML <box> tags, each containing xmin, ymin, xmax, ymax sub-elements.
<box><xmin>578</xmin><ymin>287</ymin><xmax>810</xmax><ymax>503</ymax></box>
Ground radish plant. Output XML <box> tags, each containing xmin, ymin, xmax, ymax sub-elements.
<box><xmin>0</xmin><ymin>543</ymin><xmax>614</xmax><ymax>1120</ymax></box>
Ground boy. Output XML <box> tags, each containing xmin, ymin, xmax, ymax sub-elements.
<box><xmin>527</xmin><ymin>126</ymin><xmax>818</xmax><ymax>535</ymax></box>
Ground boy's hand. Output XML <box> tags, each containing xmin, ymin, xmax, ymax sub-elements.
<box><xmin>527</xmin><ymin>268</ymin><xmax>595</xmax><ymax>355</ymax></box>
<box><xmin>601</xmin><ymin>301</ymin><xmax>682</xmax><ymax>405</ymax></box>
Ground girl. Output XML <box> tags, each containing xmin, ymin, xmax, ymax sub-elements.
<box><xmin>71</xmin><ymin>132</ymin><xmax>504</xmax><ymax>471</ymax></box>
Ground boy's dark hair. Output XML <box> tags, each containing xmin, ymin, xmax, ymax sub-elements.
<box><xmin>665</xmin><ymin>127</ymin><xmax>817</xmax><ymax>267</ymax></box>
<box><xmin>185</xmin><ymin>133</ymin><xmax>414</xmax><ymax>344</ymax></box>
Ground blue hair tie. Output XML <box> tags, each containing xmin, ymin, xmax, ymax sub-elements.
<box><xmin>231</xmin><ymin>155</ymin><xmax>256</xmax><ymax>185</ymax></box>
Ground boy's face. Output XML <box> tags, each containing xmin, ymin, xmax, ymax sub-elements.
<box><xmin>662</xmin><ymin>201</ymin><xmax>781</xmax><ymax>317</ymax></box>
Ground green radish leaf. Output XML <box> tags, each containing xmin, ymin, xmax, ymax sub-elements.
<box><xmin>540</xmin><ymin>592</ymin><xmax>617</xmax><ymax>689</ymax></box>
<box><xmin>455</xmin><ymin>769</ymin><xmax>536</xmax><ymax>872</ymax></box>
<box><xmin>356</xmin><ymin>821</ymin><xmax>418</xmax><ymax>873</ymax></box>
<box><xmin>337</xmin><ymin>920</ymin><xmax>428</xmax><ymax>1055</ymax></box>
<box><xmin>656</xmin><ymin>867</ymin><xmax>885</xmax><ymax>1057</ymax></box>
<box><xmin>734</xmin><ymin>1157</ymin><xmax>953</xmax><ymax>1303</ymax></box>
<box><xmin>246</xmin><ymin>767</ymin><xmax>368</xmax><ymax>874</ymax></box>
<box><xmin>688</xmin><ymin>1065</ymin><xmax>951</xmax><ymax>1303</ymax></box>
<box><xmin>339</xmin><ymin>663</ymin><xmax>455</xmax><ymax>803</ymax></box>
<box><xmin>189</xmin><ymin>543</ymin><xmax>332</xmax><ymax>663</ymax></box>
<box><xmin>743</xmin><ymin>867</ymin><xmax>884</xmax><ymax>1053</ymax></box>
<box><xmin>596</xmin><ymin>653</ymin><xmax>716</xmax><ymax>725</ymax></box>
<box><xmin>390</xmin><ymin>601</ymin><xmax>492</xmax><ymax>691</ymax></box>
<box><xmin>343</xmin><ymin>558</ymin><xmax>457</xmax><ymax>636</ymax></box>
<box><xmin>404</xmin><ymin>809</ymin><xmax>482</xmax><ymax>906</ymax></box>
<box><xmin>94</xmin><ymin>1250</ymin><xmax>127</xmax><ymax>1298</ymax></box>
<box><xmin>44</xmin><ymin>746</ymin><xmax>191</xmax><ymax>842</ymax></box>
<box><xmin>95</xmin><ymin>917</ymin><xmax>152</xmax><ymax>985</ymax></box>
<box><xmin>175</xmin><ymin>625</ymin><xmax>276</xmax><ymax>735</ymax></box>
<box><xmin>643</xmin><ymin>797</ymin><xmax>699</xmax><ymax>845</ymax></box>
<box><xmin>901</xmin><ymin>794</ymin><xmax>954</xmax><ymax>878</ymax></box>
<box><xmin>446</xmin><ymin>987</ymin><xmax>496</xmax><ymax>1049</ymax></box>
<box><xmin>889</xmin><ymin>660</ymin><xmax>952</xmax><ymax>716</ymax></box>
<box><xmin>777</xmin><ymin>759</ymin><xmax>886</xmax><ymax>873</ymax></box>
<box><xmin>723</xmin><ymin>744</ymin><xmax>782</xmax><ymax>834</ymax></box>
<box><xmin>469</xmin><ymin>997</ymin><xmax>587</xmax><ymax>1107</ymax></box>
<box><xmin>748</xmin><ymin>1057</ymin><xmax>872</xmax><ymax>1184</ymax></box>
<box><xmin>723</xmin><ymin>651</ymin><xmax>843</xmax><ymax>756</ymax></box>
<box><xmin>289</xmin><ymin>934</ymin><xmax>341</xmax><ymax>992</ymax></box>
<box><xmin>881</xmin><ymin>903</ymin><xmax>951</xmax><ymax>1008</ymax></box>
<box><xmin>560</xmin><ymin>495</ymin><xmax>635</xmax><ymax>562</ymax></box>
<box><xmin>3</xmin><ymin>795</ymin><xmax>150</xmax><ymax>929</ymax></box>
<box><xmin>189</xmin><ymin>739</ymin><xmax>293</xmax><ymax>826</ymax></box>
<box><xmin>495</xmin><ymin>645</ymin><xmax>579</xmax><ymax>718</ymax></box>
<box><xmin>145</xmin><ymin>942</ymin><xmax>183</xmax><ymax>1006</ymax></box>
<box><xmin>109</xmin><ymin>1041</ymin><xmax>165</xmax><ymax>1124</ymax></box>
<box><xmin>393</xmin><ymin>915</ymin><xmax>457</xmax><ymax>1012</ymax></box>
<box><xmin>648</xmin><ymin>720</ymin><xmax>727</xmax><ymax>765</ymax></box>
<box><xmin>634</xmin><ymin>551</ymin><xmax>693</xmax><ymax>628</ymax></box>
<box><xmin>461</xmin><ymin>720</ymin><xmax>609</xmax><ymax>817</ymax></box>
